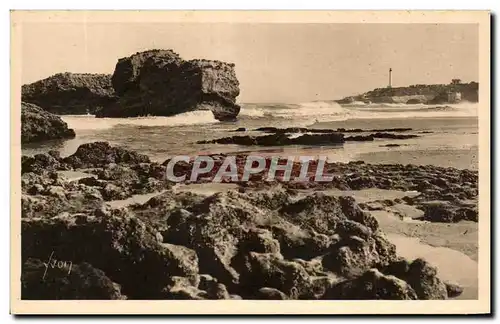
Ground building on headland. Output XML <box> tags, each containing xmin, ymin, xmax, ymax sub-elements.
<box><xmin>447</xmin><ymin>91</ymin><xmax>462</xmax><ymax>103</ymax></box>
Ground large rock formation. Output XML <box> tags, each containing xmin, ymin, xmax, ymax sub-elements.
<box><xmin>21</xmin><ymin>102</ymin><xmax>76</xmax><ymax>144</ymax></box>
<box><xmin>95</xmin><ymin>49</ymin><xmax>240</xmax><ymax>121</ymax></box>
<box><xmin>21</xmin><ymin>73</ymin><xmax>115</xmax><ymax>114</ymax></box>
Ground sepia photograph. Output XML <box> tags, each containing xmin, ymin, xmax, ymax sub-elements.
<box><xmin>10</xmin><ymin>10</ymin><xmax>491</xmax><ymax>315</ymax></box>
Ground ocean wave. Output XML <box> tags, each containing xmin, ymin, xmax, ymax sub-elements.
<box><xmin>240</xmin><ymin>100</ymin><xmax>478</xmax><ymax>126</ymax></box>
<box><xmin>61</xmin><ymin>110</ymin><xmax>218</xmax><ymax>131</ymax></box>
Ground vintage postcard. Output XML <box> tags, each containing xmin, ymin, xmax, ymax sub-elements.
<box><xmin>10</xmin><ymin>10</ymin><xmax>491</xmax><ymax>315</ymax></box>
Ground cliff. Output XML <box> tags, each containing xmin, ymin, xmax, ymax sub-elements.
<box><xmin>95</xmin><ymin>49</ymin><xmax>241</xmax><ymax>120</ymax></box>
<box><xmin>21</xmin><ymin>73</ymin><xmax>116</xmax><ymax>114</ymax></box>
<box><xmin>21</xmin><ymin>102</ymin><xmax>76</xmax><ymax>144</ymax></box>
<box><xmin>337</xmin><ymin>82</ymin><xmax>479</xmax><ymax>105</ymax></box>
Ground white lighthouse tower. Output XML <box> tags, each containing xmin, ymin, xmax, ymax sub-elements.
<box><xmin>388</xmin><ymin>68</ymin><xmax>392</xmax><ymax>88</ymax></box>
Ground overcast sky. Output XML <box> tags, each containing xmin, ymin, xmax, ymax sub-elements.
<box><xmin>21</xmin><ymin>23</ymin><xmax>478</xmax><ymax>103</ymax></box>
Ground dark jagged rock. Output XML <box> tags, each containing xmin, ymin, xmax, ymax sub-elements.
<box><xmin>323</xmin><ymin>269</ymin><xmax>418</xmax><ymax>300</ymax></box>
<box><xmin>21</xmin><ymin>73</ymin><xmax>115</xmax><ymax>114</ymax></box>
<box><xmin>270</xmin><ymin>223</ymin><xmax>330</xmax><ymax>260</ymax></box>
<box><xmin>21</xmin><ymin>258</ymin><xmax>126</xmax><ymax>300</ymax></box>
<box><xmin>200</xmin><ymin>130</ymin><xmax>416</xmax><ymax>146</ymax></box>
<box><xmin>322</xmin><ymin>232</ymin><xmax>396</xmax><ymax>278</ymax></box>
<box><xmin>344</xmin><ymin>133</ymin><xmax>419</xmax><ymax>141</ymax></box>
<box><xmin>254</xmin><ymin>127</ymin><xmax>413</xmax><ymax>134</ymax></box>
<box><xmin>21</xmin><ymin>102</ymin><xmax>76</xmax><ymax>144</ymax></box>
<box><xmin>280</xmin><ymin>194</ymin><xmax>379</xmax><ymax>234</ymax></box>
<box><xmin>21</xmin><ymin>185</ymin><xmax>103</xmax><ymax>219</ymax></box>
<box><xmin>22</xmin><ymin>209</ymin><xmax>200</xmax><ymax>299</ymax></box>
<box><xmin>197</xmin><ymin>274</ymin><xmax>231</xmax><ymax>299</ymax></box>
<box><xmin>255</xmin><ymin>287</ymin><xmax>289</xmax><ymax>300</ymax></box>
<box><xmin>161</xmin><ymin>276</ymin><xmax>206</xmax><ymax>300</ymax></box>
<box><xmin>22</xmin><ymin>152</ymin><xmax>67</xmax><ymax>174</ymax></box>
<box><xmin>418</xmin><ymin>201</ymin><xmax>478</xmax><ymax>223</ymax></box>
<box><xmin>444</xmin><ymin>281</ymin><xmax>464</xmax><ymax>298</ymax></box>
<box><xmin>198</xmin><ymin>132</ymin><xmax>344</xmax><ymax>146</ymax></box>
<box><xmin>371</xmin><ymin>132</ymin><xmax>419</xmax><ymax>140</ymax></box>
<box><xmin>63</xmin><ymin>141</ymin><xmax>150</xmax><ymax>169</ymax></box>
<box><xmin>235</xmin><ymin>252</ymin><xmax>314</xmax><ymax>299</ymax></box>
<box><xmin>405</xmin><ymin>258</ymin><xmax>448</xmax><ymax>300</ymax></box>
<box><xmin>95</xmin><ymin>49</ymin><xmax>240</xmax><ymax>121</ymax></box>
<box><xmin>346</xmin><ymin>135</ymin><xmax>374</xmax><ymax>141</ymax></box>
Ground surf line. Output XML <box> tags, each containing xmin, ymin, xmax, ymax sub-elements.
<box><xmin>42</xmin><ymin>251</ymin><xmax>73</xmax><ymax>281</ymax></box>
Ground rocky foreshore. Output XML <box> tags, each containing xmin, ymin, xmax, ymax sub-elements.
<box><xmin>21</xmin><ymin>142</ymin><xmax>477</xmax><ymax>300</ymax></box>
<box><xmin>21</xmin><ymin>102</ymin><xmax>76</xmax><ymax>144</ymax></box>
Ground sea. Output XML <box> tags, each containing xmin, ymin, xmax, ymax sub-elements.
<box><xmin>21</xmin><ymin>101</ymin><xmax>479</xmax><ymax>170</ymax></box>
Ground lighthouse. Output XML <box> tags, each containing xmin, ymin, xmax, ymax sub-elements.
<box><xmin>388</xmin><ymin>68</ymin><xmax>392</xmax><ymax>88</ymax></box>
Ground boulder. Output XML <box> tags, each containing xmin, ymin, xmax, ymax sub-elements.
<box><xmin>22</xmin><ymin>152</ymin><xmax>65</xmax><ymax>174</ymax></box>
<box><xmin>21</xmin><ymin>209</ymin><xmax>199</xmax><ymax>298</ymax></box>
<box><xmin>444</xmin><ymin>281</ymin><xmax>464</xmax><ymax>298</ymax></box>
<box><xmin>21</xmin><ymin>102</ymin><xmax>76</xmax><ymax>144</ymax></box>
<box><xmin>255</xmin><ymin>287</ymin><xmax>289</xmax><ymax>300</ymax></box>
<box><xmin>323</xmin><ymin>269</ymin><xmax>418</xmax><ymax>300</ymax></box>
<box><xmin>63</xmin><ymin>141</ymin><xmax>150</xmax><ymax>169</ymax></box>
<box><xmin>405</xmin><ymin>258</ymin><xmax>448</xmax><ymax>299</ymax></box>
<box><xmin>95</xmin><ymin>49</ymin><xmax>240</xmax><ymax>121</ymax></box>
<box><xmin>235</xmin><ymin>252</ymin><xmax>314</xmax><ymax>299</ymax></box>
<box><xmin>21</xmin><ymin>73</ymin><xmax>115</xmax><ymax>114</ymax></box>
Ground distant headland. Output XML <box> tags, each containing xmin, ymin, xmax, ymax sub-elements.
<box><xmin>337</xmin><ymin>79</ymin><xmax>479</xmax><ymax>105</ymax></box>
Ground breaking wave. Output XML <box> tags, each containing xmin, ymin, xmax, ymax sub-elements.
<box><xmin>61</xmin><ymin>110</ymin><xmax>218</xmax><ymax>131</ymax></box>
<box><xmin>60</xmin><ymin>101</ymin><xmax>478</xmax><ymax>131</ymax></box>
<box><xmin>239</xmin><ymin>101</ymin><xmax>478</xmax><ymax>125</ymax></box>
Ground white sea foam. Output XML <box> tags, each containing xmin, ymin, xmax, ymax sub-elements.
<box><xmin>60</xmin><ymin>101</ymin><xmax>478</xmax><ymax>131</ymax></box>
<box><xmin>239</xmin><ymin>100</ymin><xmax>478</xmax><ymax>126</ymax></box>
<box><xmin>61</xmin><ymin>110</ymin><xmax>218</xmax><ymax>131</ymax></box>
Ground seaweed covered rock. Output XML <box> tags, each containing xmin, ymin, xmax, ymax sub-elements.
<box><xmin>21</xmin><ymin>102</ymin><xmax>76</xmax><ymax>144</ymax></box>
<box><xmin>95</xmin><ymin>49</ymin><xmax>240</xmax><ymax>121</ymax></box>
<box><xmin>21</xmin><ymin>73</ymin><xmax>115</xmax><ymax>114</ymax></box>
